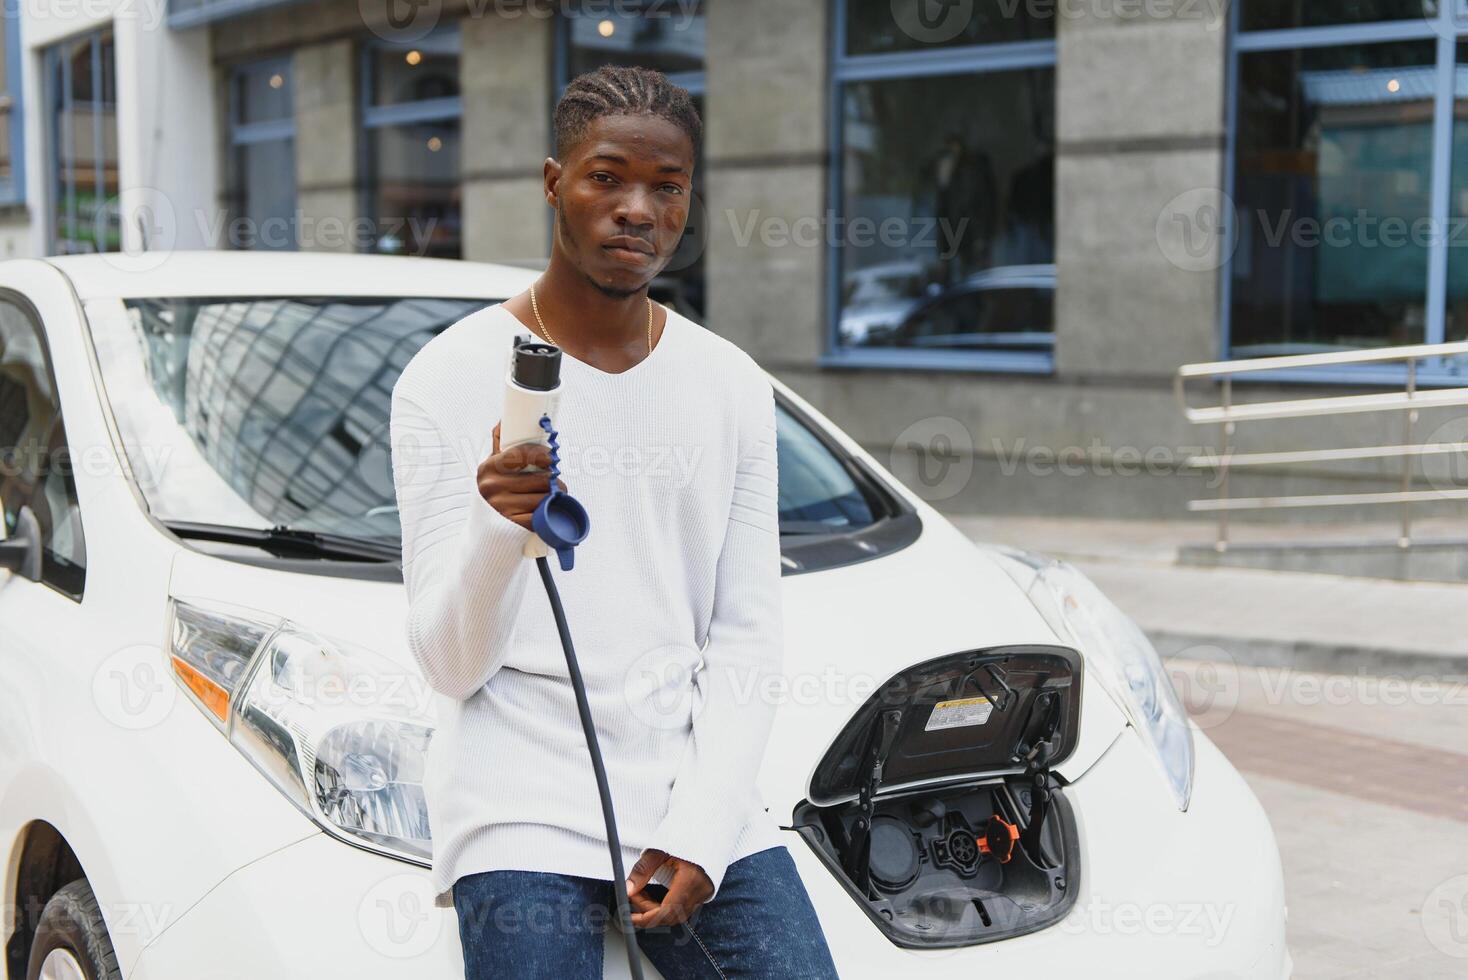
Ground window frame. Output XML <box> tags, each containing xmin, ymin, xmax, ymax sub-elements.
<box><xmin>167</xmin><ymin>0</ymin><xmax>302</xmax><ymax>29</ymax></box>
<box><xmin>1223</xmin><ymin>2</ymin><xmax>1468</xmax><ymax>386</ymax></box>
<box><xmin>226</xmin><ymin>56</ymin><xmax>296</xmax><ymax>251</ymax></box>
<box><xmin>823</xmin><ymin>0</ymin><xmax>1058</xmax><ymax>375</ymax></box>
<box><xmin>0</xmin><ymin>287</ymin><xmax>88</xmax><ymax>602</ymax></box>
<box><xmin>357</xmin><ymin>27</ymin><xmax>464</xmax><ymax>259</ymax></box>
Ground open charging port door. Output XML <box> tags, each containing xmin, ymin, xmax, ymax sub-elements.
<box><xmin>793</xmin><ymin>644</ymin><xmax>1084</xmax><ymax>949</ymax></box>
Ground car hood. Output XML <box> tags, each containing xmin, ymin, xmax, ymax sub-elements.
<box><xmin>166</xmin><ymin>516</ymin><xmax>1128</xmax><ymax>818</ymax></box>
<box><xmin>760</xmin><ymin>516</ymin><xmax>1127</xmax><ymax>814</ymax></box>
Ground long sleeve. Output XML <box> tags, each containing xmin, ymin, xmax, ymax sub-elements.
<box><xmin>390</xmin><ymin>386</ymin><xmax>534</xmax><ymax>700</ymax></box>
<box><xmin>648</xmin><ymin>372</ymin><xmax>784</xmax><ymax>898</ymax></box>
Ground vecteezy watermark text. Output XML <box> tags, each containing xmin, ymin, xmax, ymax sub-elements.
<box><xmin>888</xmin><ymin>0</ymin><xmax>1227</xmax><ymax>46</ymax></box>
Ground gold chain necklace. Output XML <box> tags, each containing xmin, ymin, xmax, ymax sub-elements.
<box><xmin>530</xmin><ymin>282</ymin><xmax>654</xmax><ymax>356</ymax></box>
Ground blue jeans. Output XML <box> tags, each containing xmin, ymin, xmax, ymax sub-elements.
<box><xmin>452</xmin><ymin>843</ymin><xmax>841</xmax><ymax>979</ymax></box>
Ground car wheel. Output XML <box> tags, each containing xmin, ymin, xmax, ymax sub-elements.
<box><xmin>25</xmin><ymin>879</ymin><xmax>121</xmax><ymax>980</ymax></box>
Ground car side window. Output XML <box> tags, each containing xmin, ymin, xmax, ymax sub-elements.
<box><xmin>905</xmin><ymin>292</ymin><xmax>977</xmax><ymax>345</ymax></box>
<box><xmin>0</xmin><ymin>295</ymin><xmax>86</xmax><ymax>600</ymax></box>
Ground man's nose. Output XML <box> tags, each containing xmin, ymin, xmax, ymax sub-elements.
<box><xmin>614</xmin><ymin>186</ymin><xmax>657</xmax><ymax>229</ymax></box>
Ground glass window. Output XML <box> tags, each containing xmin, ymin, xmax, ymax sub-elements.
<box><xmin>236</xmin><ymin>59</ymin><xmax>292</xmax><ymax>123</ymax></box>
<box><xmin>88</xmin><ymin>296</ymin><xmax>493</xmax><ymax>544</ymax></box>
<box><xmin>1445</xmin><ymin>41</ymin><xmax>1468</xmax><ymax>342</ymax></box>
<box><xmin>363</xmin><ymin>122</ymin><xmax>461</xmax><ymax>258</ymax></box>
<box><xmin>846</xmin><ymin>0</ymin><xmax>1055</xmax><ymax>56</ymax></box>
<box><xmin>0</xmin><ymin>0</ymin><xmax>25</xmax><ymax>205</ymax></box>
<box><xmin>1240</xmin><ymin>1</ymin><xmax>1431</xmax><ymax>33</ymax></box>
<box><xmin>775</xmin><ymin>402</ymin><xmax>876</xmax><ymax>532</ymax></box>
<box><xmin>1230</xmin><ymin>40</ymin><xmax>1435</xmax><ymax>356</ymax></box>
<box><xmin>362</xmin><ymin>27</ymin><xmax>461</xmax><ymax>259</ymax></box>
<box><xmin>563</xmin><ymin>0</ymin><xmax>705</xmax><ymax>77</ymax></box>
<box><xmin>227</xmin><ymin>59</ymin><xmax>296</xmax><ymax>251</ymax></box>
<box><xmin>44</xmin><ymin>28</ymin><xmax>119</xmax><ymax>254</ymax></box>
<box><xmin>367</xmin><ymin>35</ymin><xmax>460</xmax><ymax>105</ymax></box>
<box><xmin>0</xmin><ymin>296</ymin><xmax>86</xmax><ymax>599</ymax></box>
<box><xmin>837</xmin><ymin>69</ymin><xmax>1055</xmax><ymax>355</ymax></box>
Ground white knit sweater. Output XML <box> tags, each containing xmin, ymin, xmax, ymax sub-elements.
<box><xmin>389</xmin><ymin>301</ymin><xmax>786</xmax><ymax>909</ymax></box>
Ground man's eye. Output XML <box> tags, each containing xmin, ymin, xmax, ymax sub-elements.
<box><xmin>591</xmin><ymin>173</ymin><xmax>614</xmax><ymax>183</ymax></box>
<box><xmin>662</xmin><ymin>184</ymin><xmax>685</xmax><ymax>195</ymax></box>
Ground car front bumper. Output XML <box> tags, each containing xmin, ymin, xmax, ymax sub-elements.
<box><xmin>129</xmin><ymin>728</ymin><xmax>1289</xmax><ymax>980</ymax></box>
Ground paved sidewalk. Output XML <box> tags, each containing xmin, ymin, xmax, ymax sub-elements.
<box><xmin>948</xmin><ymin>515</ymin><xmax>1468</xmax><ymax>678</ymax></box>
<box><xmin>1173</xmin><ymin>659</ymin><xmax>1468</xmax><ymax>979</ymax></box>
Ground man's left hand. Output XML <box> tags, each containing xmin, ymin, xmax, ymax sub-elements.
<box><xmin>625</xmin><ymin>848</ymin><xmax>713</xmax><ymax>928</ymax></box>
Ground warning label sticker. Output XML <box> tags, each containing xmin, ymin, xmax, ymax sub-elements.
<box><xmin>924</xmin><ymin>696</ymin><xmax>995</xmax><ymax>732</ymax></box>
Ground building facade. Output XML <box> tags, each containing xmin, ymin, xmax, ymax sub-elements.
<box><xmin>5</xmin><ymin>0</ymin><xmax>1468</xmax><ymax>521</ymax></box>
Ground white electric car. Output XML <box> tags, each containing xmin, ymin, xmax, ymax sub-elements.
<box><xmin>0</xmin><ymin>252</ymin><xmax>1290</xmax><ymax>979</ymax></box>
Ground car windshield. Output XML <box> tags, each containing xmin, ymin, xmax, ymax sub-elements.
<box><xmin>83</xmin><ymin>295</ymin><xmax>879</xmax><ymax>549</ymax></box>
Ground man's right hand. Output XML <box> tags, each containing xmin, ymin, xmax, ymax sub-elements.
<box><xmin>479</xmin><ymin>420</ymin><xmax>568</xmax><ymax>531</ymax></box>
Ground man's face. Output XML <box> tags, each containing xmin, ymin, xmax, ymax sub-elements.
<box><xmin>548</xmin><ymin>113</ymin><xmax>694</xmax><ymax>297</ymax></box>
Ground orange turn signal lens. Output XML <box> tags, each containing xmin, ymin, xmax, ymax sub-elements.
<box><xmin>170</xmin><ymin>653</ymin><xmax>230</xmax><ymax>723</ymax></box>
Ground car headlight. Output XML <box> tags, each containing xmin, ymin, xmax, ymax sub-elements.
<box><xmin>993</xmin><ymin>550</ymin><xmax>1194</xmax><ymax>811</ymax></box>
<box><xmin>166</xmin><ymin>596</ymin><xmax>435</xmax><ymax>862</ymax></box>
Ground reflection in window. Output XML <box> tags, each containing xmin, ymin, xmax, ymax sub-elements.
<box><xmin>227</xmin><ymin>59</ymin><xmax>296</xmax><ymax>250</ymax></box>
<box><xmin>44</xmin><ymin>28</ymin><xmax>118</xmax><ymax>254</ymax></box>
<box><xmin>0</xmin><ymin>299</ymin><xmax>86</xmax><ymax>598</ymax></box>
<box><xmin>95</xmin><ymin>297</ymin><xmax>495</xmax><ymax>543</ymax></box>
<box><xmin>1231</xmin><ymin>41</ymin><xmax>1434</xmax><ymax>356</ymax></box>
<box><xmin>563</xmin><ymin>0</ymin><xmax>705</xmax><ymax>77</ymax></box>
<box><xmin>1240</xmin><ymin>1</ymin><xmax>1430</xmax><ymax>32</ymax></box>
<box><xmin>1445</xmin><ymin>42</ymin><xmax>1468</xmax><ymax>342</ymax></box>
<box><xmin>837</xmin><ymin>69</ymin><xmax>1054</xmax><ymax>354</ymax></box>
<box><xmin>362</xmin><ymin>26</ymin><xmax>461</xmax><ymax>258</ymax></box>
<box><xmin>0</xmin><ymin>0</ymin><xmax>25</xmax><ymax>204</ymax></box>
<box><xmin>846</xmin><ymin>0</ymin><xmax>1055</xmax><ymax>56</ymax></box>
<box><xmin>775</xmin><ymin>403</ymin><xmax>875</xmax><ymax>532</ymax></box>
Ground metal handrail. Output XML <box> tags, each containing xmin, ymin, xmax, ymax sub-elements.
<box><xmin>1175</xmin><ymin>342</ymin><xmax>1468</xmax><ymax>551</ymax></box>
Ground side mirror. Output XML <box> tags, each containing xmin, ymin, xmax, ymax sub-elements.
<box><xmin>0</xmin><ymin>505</ymin><xmax>42</xmax><ymax>581</ymax></box>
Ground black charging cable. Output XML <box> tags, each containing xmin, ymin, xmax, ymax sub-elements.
<box><xmin>535</xmin><ymin>555</ymin><xmax>646</xmax><ymax>980</ymax></box>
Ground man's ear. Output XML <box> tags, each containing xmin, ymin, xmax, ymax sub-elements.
<box><xmin>544</xmin><ymin>157</ymin><xmax>562</xmax><ymax>208</ymax></box>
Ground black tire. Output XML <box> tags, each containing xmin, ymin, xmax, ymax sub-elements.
<box><xmin>25</xmin><ymin>879</ymin><xmax>122</xmax><ymax>980</ymax></box>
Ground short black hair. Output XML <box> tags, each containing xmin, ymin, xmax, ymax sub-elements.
<box><xmin>552</xmin><ymin>65</ymin><xmax>702</xmax><ymax>161</ymax></box>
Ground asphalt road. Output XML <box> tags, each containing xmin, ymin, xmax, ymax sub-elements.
<box><xmin>1170</xmin><ymin>659</ymin><xmax>1468</xmax><ymax>979</ymax></box>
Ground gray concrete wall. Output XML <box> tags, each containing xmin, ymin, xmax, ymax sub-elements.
<box><xmin>702</xmin><ymin>0</ymin><xmax>827</xmax><ymax>365</ymax></box>
<box><xmin>1054</xmin><ymin>4</ymin><xmax>1227</xmax><ymax>377</ymax></box>
<box><xmin>292</xmin><ymin>39</ymin><xmax>358</xmax><ymax>251</ymax></box>
<box><xmin>459</xmin><ymin>9</ymin><xmax>552</xmax><ymax>264</ymax></box>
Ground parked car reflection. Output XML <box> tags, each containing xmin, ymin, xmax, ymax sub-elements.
<box><xmin>839</xmin><ymin>263</ymin><xmax>1054</xmax><ymax>353</ymax></box>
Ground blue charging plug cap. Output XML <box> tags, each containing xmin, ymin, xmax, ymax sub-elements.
<box><xmin>532</xmin><ymin>492</ymin><xmax>590</xmax><ymax>571</ymax></box>
<box><xmin>531</xmin><ymin>414</ymin><xmax>591</xmax><ymax>571</ymax></box>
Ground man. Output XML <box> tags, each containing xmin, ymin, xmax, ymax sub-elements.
<box><xmin>389</xmin><ymin>65</ymin><xmax>841</xmax><ymax>979</ymax></box>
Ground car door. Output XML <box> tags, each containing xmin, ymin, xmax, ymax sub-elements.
<box><xmin>0</xmin><ymin>262</ymin><xmax>177</xmax><ymax>974</ymax></box>
<box><xmin>0</xmin><ymin>271</ymin><xmax>101</xmax><ymax>884</ymax></box>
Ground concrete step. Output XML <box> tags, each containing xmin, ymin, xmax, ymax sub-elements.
<box><xmin>1178</xmin><ymin>536</ymin><xmax>1468</xmax><ymax>584</ymax></box>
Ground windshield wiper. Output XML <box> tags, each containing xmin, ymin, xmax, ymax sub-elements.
<box><xmin>163</xmin><ymin>521</ymin><xmax>401</xmax><ymax>563</ymax></box>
